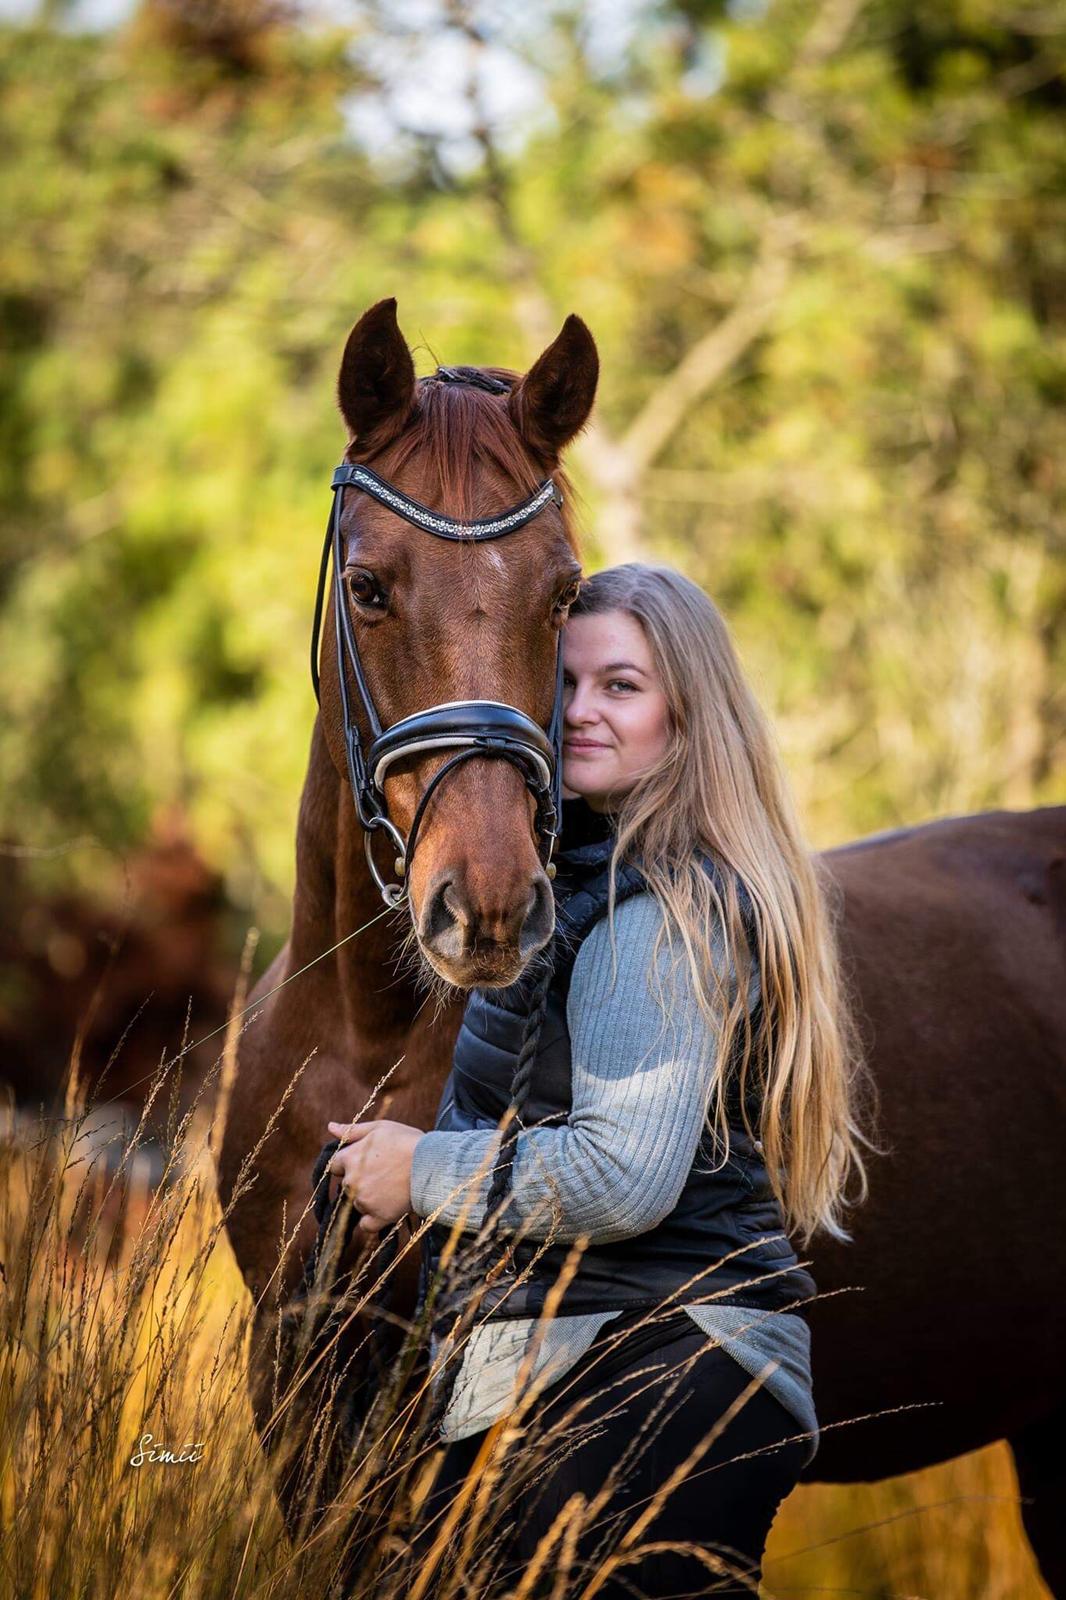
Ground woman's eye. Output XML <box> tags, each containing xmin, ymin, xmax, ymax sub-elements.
<box><xmin>348</xmin><ymin>571</ymin><xmax>385</xmax><ymax>608</ymax></box>
<box><xmin>608</xmin><ymin>679</ymin><xmax>637</xmax><ymax>693</ymax></box>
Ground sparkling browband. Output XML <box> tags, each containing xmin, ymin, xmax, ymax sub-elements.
<box><xmin>330</xmin><ymin>464</ymin><xmax>562</xmax><ymax>541</ymax></box>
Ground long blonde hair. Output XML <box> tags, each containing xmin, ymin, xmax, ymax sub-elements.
<box><xmin>570</xmin><ymin>564</ymin><xmax>873</xmax><ymax>1245</ymax></box>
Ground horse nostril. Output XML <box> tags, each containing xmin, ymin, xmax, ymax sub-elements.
<box><xmin>421</xmin><ymin>878</ymin><xmax>461</xmax><ymax>948</ymax></box>
<box><xmin>441</xmin><ymin>881</ymin><xmax>467</xmax><ymax>923</ymax></box>
<box><xmin>518</xmin><ymin>874</ymin><xmax>555</xmax><ymax>960</ymax></box>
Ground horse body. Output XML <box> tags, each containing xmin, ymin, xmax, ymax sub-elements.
<box><xmin>805</xmin><ymin>806</ymin><xmax>1066</xmax><ymax>1559</ymax></box>
<box><xmin>214</xmin><ymin>297</ymin><xmax>1066</xmax><ymax>1589</ymax></box>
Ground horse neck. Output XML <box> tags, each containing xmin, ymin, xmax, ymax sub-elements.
<box><xmin>290</xmin><ymin>719</ymin><xmax>421</xmax><ymax>1045</ymax></box>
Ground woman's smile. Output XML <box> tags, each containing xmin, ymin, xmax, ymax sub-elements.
<box><xmin>564</xmin><ymin>737</ymin><xmax>613</xmax><ymax>754</ymax></box>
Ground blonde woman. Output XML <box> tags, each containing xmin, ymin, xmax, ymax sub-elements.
<box><xmin>327</xmin><ymin>562</ymin><xmax>870</xmax><ymax>1597</ymax></box>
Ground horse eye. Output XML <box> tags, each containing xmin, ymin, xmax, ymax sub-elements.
<box><xmin>348</xmin><ymin>570</ymin><xmax>385</xmax><ymax>609</ymax></box>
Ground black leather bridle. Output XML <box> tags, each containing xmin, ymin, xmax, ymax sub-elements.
<box><xmin>310</xmin><ymin>368</ymin><xmax>567</xmax><ymax>907</ymax></box>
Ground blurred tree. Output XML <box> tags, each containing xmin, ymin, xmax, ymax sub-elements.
<box><xmin>0</xmin><ymin>2</ymin><xmax>383</xmax><ymax>921</ymax></box>
<box><xmin>351</xmin><ymin>0</ymin><xmax>1064</xmax><ymax>834</ymax></box>
<box><xmin>132</xmin><ymin>0</ymin><xmax>297</xmax><ymax>79</ymax></box>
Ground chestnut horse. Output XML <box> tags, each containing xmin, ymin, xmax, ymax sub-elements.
<box><xmin>215</xmin><ymin>299</ymin><xmax>1066</xmax><ymax>1593</ymax></box>
<box><xmin>215</xmin><ymin>296</ymin><xmax>593</xmax><ymax>1526</ymax></box>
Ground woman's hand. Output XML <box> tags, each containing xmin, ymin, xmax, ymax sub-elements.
<box><xmin>326</xmin><ymin>1118</ymin><xmax>424</xmax><ymax>1235</ymax></box>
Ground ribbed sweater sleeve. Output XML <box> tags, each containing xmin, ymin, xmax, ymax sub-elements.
<box><xmin>409</xmin><ymin>892</ymin><xmax>738</xmax><ymax>1242</ymax></box>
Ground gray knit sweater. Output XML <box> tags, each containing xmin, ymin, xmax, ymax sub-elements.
<box><xmin>409</xmin><ymin>891</ymin><xmax>819</xmax><ymax>1466</ymax></box>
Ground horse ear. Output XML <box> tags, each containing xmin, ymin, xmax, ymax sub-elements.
<box><xmin>508</xmin><ymin>314</ymin><xmax>599</xmax><ymax>460</ymax></box>
<box><xmin>337</xmin><ymin>297</ymin><xmax>416</xmax><ymax>450</ymax></box>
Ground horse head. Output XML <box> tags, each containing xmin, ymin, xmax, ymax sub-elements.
<box><xmin>316</xmin><ymin>297</ymin><xmax>598</xmax><ymax>990</ymax></box>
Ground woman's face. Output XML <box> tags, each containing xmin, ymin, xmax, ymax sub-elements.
<box><xmin>561</xmin><ymin>609</ymin><xmax>672</xmax><ymax>812</ymax></box>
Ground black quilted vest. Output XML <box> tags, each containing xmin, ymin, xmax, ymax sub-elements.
<box><xmin>419</xmin><ymin>798</ymin><xmax>816</xmax><ymax>1321</ymax></box>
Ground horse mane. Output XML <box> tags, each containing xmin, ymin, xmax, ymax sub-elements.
<box><xmin>356</xmin><ymin>367</ymin><xmax>578</xmax><ymax>539</ymax></box>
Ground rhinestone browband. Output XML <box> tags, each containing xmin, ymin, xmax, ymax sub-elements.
<box><xmin>330</xmin><ymin>464</ymin><xmax>562</xmax><ymax>542</ymax></box>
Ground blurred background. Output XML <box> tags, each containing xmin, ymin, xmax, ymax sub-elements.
<box><xmin>0</xmin><ymin>0</ymin><xmax>1062</xmax><ymax>1587</ymax></box>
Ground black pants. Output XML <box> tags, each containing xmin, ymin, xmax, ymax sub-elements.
<box><xmin>410</xmin><ymin>1304</ymin><xmax>810</xmax><ymax>1598</ymax></box>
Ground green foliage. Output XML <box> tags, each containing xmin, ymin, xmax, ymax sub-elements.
<box><xmin>1</xmin><ymin>0</ymin><xmax>1062</xmax><ymax>934</ymax></box>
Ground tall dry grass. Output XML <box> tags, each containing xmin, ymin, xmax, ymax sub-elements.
<box><xmin>0</xmin><ymin>1040</ymin><xmax>1051</xmax><ymax>1600</ymax></box>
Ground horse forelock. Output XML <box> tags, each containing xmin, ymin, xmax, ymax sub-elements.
<box><xmin>351</xmin><ymin>368</ymin><xmax>577</xmax><ymax>543</ymax></box>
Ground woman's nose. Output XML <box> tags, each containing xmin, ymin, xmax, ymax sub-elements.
<box><xmin>564</xmin><ymin>684</ymin><xmax>596</xmax><ymax>725</ymax></box>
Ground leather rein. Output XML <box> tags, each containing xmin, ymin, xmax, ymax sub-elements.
<box><xmin>309</xmin><ymin>366</ymin><xmax>567</xmax><ymax>907</ymax></box>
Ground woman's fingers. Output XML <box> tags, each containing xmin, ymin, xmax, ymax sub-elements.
<box><xmin>328</xmin><ymin>1153</ymin><xmax>362</xmax><ymax>1201</ymax></box>
<box><xmin>327</xmin><ymin>1119</ymin><xmax>372</xmax><ymax>1144</ymax></box>
<box><xmin>327</xmin><ymin>1147</ymin><xmax>374</xmax><ymax>1221</ymax></box>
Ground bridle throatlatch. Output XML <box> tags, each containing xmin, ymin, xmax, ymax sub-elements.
<box><xmin>310</xmin><ymin>369</ymin><xmax>567</xmax><ymax>907</ymax></box>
